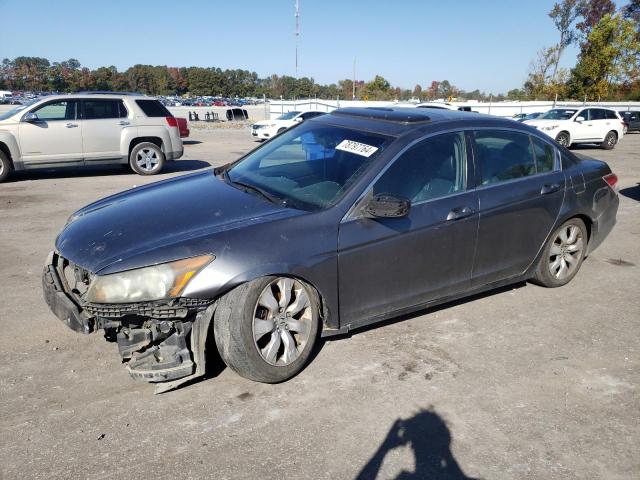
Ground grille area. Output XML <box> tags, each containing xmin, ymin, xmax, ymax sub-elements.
<box><xmin>84</xmin><ymin>298</ymin><xmax>211</xmax><ymax>319</ymax></box>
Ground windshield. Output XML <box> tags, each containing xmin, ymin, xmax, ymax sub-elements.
<box><xmin>539</xmin><ymin>109</ymin><xmax>577</xmax><ymax>120</ymax></box>
<box><xmin>0</xmin><ymin>104</ymin><xmax>28</xmax><ymax>121</ymax></box>
<box><xmin>227</xmin><ymin>123</ymin><xmax>392</xmax><ymax>211</ymax></box>
<box><xmin>276</xmin><ymin>111</ymin><xmax>301</xmax><ymax>120</ymax></box>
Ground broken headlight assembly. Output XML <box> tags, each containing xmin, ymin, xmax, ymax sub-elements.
<box><xmin>85</xmin><ymin>254</ymin><xmax>214</xmax><ymax>303</ymax></box>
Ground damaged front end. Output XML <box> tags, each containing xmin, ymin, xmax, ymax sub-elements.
<box><xmin>42</xmin><ymin>251</ymin><xmax>215</xmax><ymax>393</ymax></box>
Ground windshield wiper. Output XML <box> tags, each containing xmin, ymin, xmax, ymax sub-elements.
<box><xmin>229</xmin><ymin>179</ymin><xmax>284</xmax><ymax>206</ymax></box>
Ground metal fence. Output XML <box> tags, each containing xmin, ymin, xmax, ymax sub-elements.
<box><xmin>269</xmin><ymin>99</ymin><xmax>640</xmax><ymax>119</ymax></box>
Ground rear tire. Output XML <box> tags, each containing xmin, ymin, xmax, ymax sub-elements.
<box><xmin>601</xmin><ymin>131</ymin><xmax>617</xmax><ymax>150</ymax></box>
<box><xmin>0</xmin><ymin>150</ymin><xmax>12</xmax><ymax>183</ymax></box>
<box><xmin>555</xmin><ymin>132</ymin><xmax>571</xmax><ymax>148</ymax></box>
<box><xmin>532</xmin><ymin>218</ymin><xmax>587</xmax><ymax>288</ymax></box>
<box><xmin>213</xmin><ymin>276</ymin><xmax>320</xmax><ymax>383</ymax></box>
<box><xmin>276</xmin><ymin>127</ymin><xmax>287</xmax><ymax>135</ymax></box>
<box><xmin>129</xmin><ymin>142</ymin><xmax>165</xmax><ymax>175</ymax></box>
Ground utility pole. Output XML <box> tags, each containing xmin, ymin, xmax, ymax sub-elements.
<box><xmin>352</xmin><ymin>57</ymin><xmax>356</xmax><ymax>100</ymax></box>
<box><xmin>295</xmin><ymin>0</ymin><xmax>300</xmax><ymax>80</ymax></box>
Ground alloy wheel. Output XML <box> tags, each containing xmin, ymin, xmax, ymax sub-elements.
<box><xmin>556</xmin><ymin>133</ymin><xmax>569</xmax><ymax>147</ymax></box>
<box><xmin>252</xmin><ymin>277</ymin><xmax>313</xmax><ymax>366</ymax></box>
<box><xmin>606</xmin><ymin>133</ymin><xmax>616</xmax><ymax>147</ymax></box>
<box><xmin>136</xmin><ymin>147</ymin><xmax>160</xmax><ymax>172</ymax></box>
<box><xmin>548</xmin><ymin>224</ymin><xmax>584</xmax><ymax>280</ymax></box>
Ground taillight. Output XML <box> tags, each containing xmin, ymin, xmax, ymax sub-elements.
<box><xmin>603</xmin><ymin>173</ymin><xmax>618</xmax><ymax>189</ymax></box>
<box><xmin>166</xmin><ymin>116</ymin><xmax>178</xmax><ymax>127</ymax></box>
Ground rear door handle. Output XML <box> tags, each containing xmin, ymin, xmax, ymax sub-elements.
<box><xmin>541</xmin><ymin>183</ymin><xmax>561</xmax><ymax>195</ymax></box>
<box><xmin>65</xmin><ymin>123</ymin><xmax>78</xmax><ymax>128</ymax></box>
<box><xmin>447</xmin><ymin>206</ymin><xmax>475</xmax><ymax>221</ymax></box>
<box><xmin>119</xmin><ymin>121</ymin><xmax>130</xmax><ymax>126</ymax></box>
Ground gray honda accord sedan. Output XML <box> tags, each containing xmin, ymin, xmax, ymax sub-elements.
<box><xmin>43</xmin><ymin>107</ymin><xmax>618</xmax><ymax>391</ymax></box>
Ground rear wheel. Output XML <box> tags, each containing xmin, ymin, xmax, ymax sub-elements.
<box><xmin>214</xmin><ymin>276</ymin><xmax>320</xmax><ymax>383</ymax></box>
<box><xmin>129</xmin><ymin>142</ymin><xmax>165</xmax><ymax>175</ymax></box>
<box><xmin>532</xmin><ymin>218</ymin><xmax>587</xmax><ymax>288</ymax></box>
<box><xmin>601</xmin><ymin>131</ymin><xmax>617</xmax><ymax>150</ymax></box>
<box><xmin>0</xmin><ymin>150</ymin><xmax>12</xmax><ymax>183</ymax></box>
<box><xmin>276</xmin><ymin>127</ymin><xmax>287</xmax><ymax>135</ymax></box>
<box><xmin>555</xmin><ymin>132</ymin><xmax>571</xmax><ymax>148</ymax></box>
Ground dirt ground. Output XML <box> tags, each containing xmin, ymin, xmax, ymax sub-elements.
<box><xmin>0</xmin><ymin>127</ymin><xmax>638</xmax><ymax>480</ymax></box>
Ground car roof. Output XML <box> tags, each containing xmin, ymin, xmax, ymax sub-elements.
<box><xmin>318</xmin><ymin>107</ymin><xmax>517</xmax><ymax>136</ymax></box>
<box><xmin>29</xmin><ymin>93</ymin><xmax>153</xmax><ymax>103</ymax></box>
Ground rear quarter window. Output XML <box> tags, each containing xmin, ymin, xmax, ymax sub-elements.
<box><xmin>135</xmin><ymin>99</ymin><xmax>172</xmax><ymax>117</ymax></box>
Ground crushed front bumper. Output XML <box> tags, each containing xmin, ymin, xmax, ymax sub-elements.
<box><xmin>42</xmin><ymin>251</ymin><xmax>95</xmax><ymax>334</ymax></box>
<box><xmin>42</xmin><ymin>251</ymin><xmax>215</xmax><ymax>391</ymax></box>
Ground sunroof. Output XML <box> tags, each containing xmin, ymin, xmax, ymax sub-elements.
<box><xmin>332</xmin><ymin>107</ymin><xmax>431</xmax><ymax>124</ymax></box>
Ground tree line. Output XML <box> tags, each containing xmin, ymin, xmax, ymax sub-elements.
<box><xmin>1</xmin><ymin>0</ymin><xmax>638</xmax><ymax>102</ymax></box>
<box><xmin>516</xmin><ymin>0</ymin><xmax>640</xmax><ymax>101</ymax></box>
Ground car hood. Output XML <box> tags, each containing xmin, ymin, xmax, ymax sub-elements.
<box><xmin>56</xmin><ymin>171</ymin><xmax>301</xmax><ymax>274</ymax></box>
<box><xmin>524</xmin><ymin>119</ymin><xmax>565</xmax><ymax>127</ymax></box>
<box><xmin>253</xmin><ymin>119</ymin><xmax>290</xmax><ymax>127</ymax></box>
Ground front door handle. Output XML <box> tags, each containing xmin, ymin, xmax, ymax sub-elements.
<box><xmin>541</xmin><ymin>183</ymin><xmax>561</xmax><ymax>195</ymax></box>
<box><xmin>119</xmin><ymin>120</ymin><xmax>130</xmax><ymax>126</ymax></box>
<box><xmin>65</xmin><ymin>123</ymin><xmax>78</xmax><ymax>128</ymax></box>
<box><xmin>447</xmin><ymin>206</ymin><xmax>475</xmax><ymax>221</ymax></box>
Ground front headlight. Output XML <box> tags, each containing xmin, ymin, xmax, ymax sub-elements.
<box><xmin>541</xmin><ymin>125</ymin><xmax>559</xmax><ymax>131</ymax></box>
<box><xmin>86</xmin><ymin>254</ymin><xmax>214</xmax><ymax>303</ymax></box>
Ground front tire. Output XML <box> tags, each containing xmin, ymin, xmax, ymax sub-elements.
<box><xmin>555</xmin><ymin>132</ymin><xmax>571</xmax><ymax>148</ymax></box>
<box><xmin>129</xmin><ymin>142</ymin><xmax>165</xmax><ymax>175</ymax></box>
<box><xmin>532</xmin><ymin>218</ymin><xmax>587</xmax><ymax>288</ymax></box>
<box><xmin>601</xmin><ymin>131</ymin><xmax>617</xmax><ymax>150</ymax></box>
<box><xmin>213</xmin><ymin>276</ymin><xmax>320</xmax><ymax>383</ymax></box>
<box><xmin>0</xmin><ymin>150</ymin><xmax>12</xmax><ymax>183</ymax></box>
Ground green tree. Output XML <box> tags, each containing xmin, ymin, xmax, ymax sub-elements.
<box><xmin>568</xmin><ymin>13</ymin><xmax>640</xmax><ymax>99</ymax></box>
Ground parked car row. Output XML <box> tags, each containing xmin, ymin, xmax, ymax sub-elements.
<box><xmin>159</xmin><ymin>95</ymin><xmax>265</xmax><ymax>107</ymax></box>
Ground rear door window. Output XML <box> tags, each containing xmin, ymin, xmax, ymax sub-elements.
<box><xmin>530</xmin><ymin>136</ymin><xmax>555</xmax><ymax>173</ymax></box>
<box><xmin>82</xmin><ymin>100</ymin><xmax>126</xmax><ymax>119</ymax></box>
<box><xmin>474</xmin><ymin>130</ymin><xmax>536</xmax><ymax>185</ymax></box>
<box><xmin>135</xmin><ymin>99</ymin><xmax>172</xmax><ymax>117</ymax></box>
<box><xmin>604</xmin><ymin>110</ymin><xmax>618</xmax><ymax>120</ymax></box>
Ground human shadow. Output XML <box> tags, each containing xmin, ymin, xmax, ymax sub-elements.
<box><xmin>620</xmin><ymin>183</ymin><xmax>640</xmax><ymax>202</ymax></box>
<box><xmin>355</xmin><ymin>408</ymin><xmax>480</xmax><ymax>480</ymax></box>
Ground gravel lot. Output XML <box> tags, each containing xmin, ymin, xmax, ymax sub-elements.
<box><xmin>0</xmin><ymin>127</ymin><xmax>638</xmax><ymax>480</ymax></box>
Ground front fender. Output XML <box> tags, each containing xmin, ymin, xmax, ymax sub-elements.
<box><xmin>183</xmin><ymin>257</ymin><xmax>338</xmax><ymax>329</ymax></box>
<box><xmin>0</xmin><ymin>130</ymin><xmax>21</xmax><ymax>169</ymax></box>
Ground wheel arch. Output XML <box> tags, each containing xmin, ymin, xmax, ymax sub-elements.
<box><xmin>128</xmin><ymin>136</ymin><xmax>164</xmax><ymax>155</ymax></box>
<box><xmin>190</xmin><ymin>264</ymin><xmax>336</xmax><ymax>331</ymax></box>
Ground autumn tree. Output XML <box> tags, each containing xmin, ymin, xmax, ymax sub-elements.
<box><xmin>568</xmin><ymin>13</ymin><xmax>640</xmax><ymax>99</ymax></box>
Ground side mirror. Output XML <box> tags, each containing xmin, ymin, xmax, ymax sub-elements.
<box><xmin>575</xmin><ymin>116</ymin><xmax>585</xmax><ymax>123</ymax></box>
<box><xmin>293</xmin><ymin>117</ymin><xmax>303</xmax><ymax>123</ymax></box>
<box><xmin>364</xmin><ymin>193</ymin><xmax>410</xmax><ymax>219</ymax></box>
<box><xmin>23</xmin><ymin>112</ymin><xmax>39</xmax><ymax>122</ymax></box>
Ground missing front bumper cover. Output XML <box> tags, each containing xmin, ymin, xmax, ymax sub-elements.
<box><xmin>43</xmin><ymin>252</ymin><xmax>215</xmax><ymax>390</ymax></box>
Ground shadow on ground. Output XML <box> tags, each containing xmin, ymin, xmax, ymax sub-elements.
<box><xmin>620</xmin><ymin>184</ymin><xmax>640</xmax><ymax>202</ymax></box>
<box><xmin>5</xmin><ymin>160</ymin><xmax>211</xmax><ymax>182</ymax></box>
<box><xmin>355</xmin><ymin>408</ymin><xmax>479</xmax><ymax>480</ymax></box>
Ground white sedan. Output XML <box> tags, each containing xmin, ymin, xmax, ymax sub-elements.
<box><xmin>251</xmin><ymin>110</ymin><xmax>325</xmax><ymax>140</ymax></box>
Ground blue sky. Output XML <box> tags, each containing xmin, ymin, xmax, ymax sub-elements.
<box><xmin>0</xmin><ymin>0</ymin><xmax>594</xmax><ymax>93</ymax></box>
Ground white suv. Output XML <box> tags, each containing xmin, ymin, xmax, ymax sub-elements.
<box><xmin>251</xmin><ymin>110</ymin><xmax>325</xmax><ymax>140</ymax></box>
<box><xmin>0</xmin><ymin>93</ymin><xmax>183</xmax><ymax>182</ymax></box>
<box><xmin>524</xmin><ymin>107</ymin><xmax>624</xmax><ymax>150</ymax></box>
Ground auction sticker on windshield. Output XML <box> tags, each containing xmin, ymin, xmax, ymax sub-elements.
<box><xmin>335</xmin><ymin>139</ymin><xmax>379</xmax><ymax>157</ymax></box>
